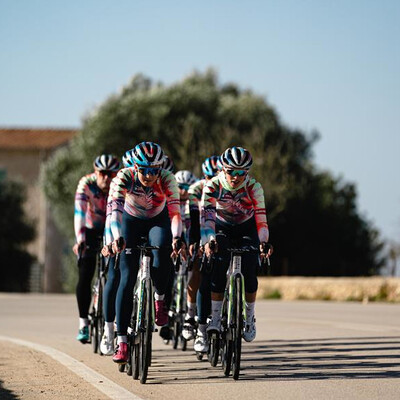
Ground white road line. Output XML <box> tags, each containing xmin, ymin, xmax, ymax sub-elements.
<box><xmin>0</xmin><ymin>335</ymin><xmax>143</xmax><ymax>400</ymax></box>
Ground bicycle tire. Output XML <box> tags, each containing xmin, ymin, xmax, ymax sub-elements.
<box><xmin>132</xmin><ymin>343</ymin><xmax>140</xmax><ymax>380</ymax></box>
<box><xmin>91</xmin><ymin>314</ymin><xmax>99</xmax><ymax>353</ymax></box>
<box><xmin>221</xmin><ymin>301</ymin><xmax>233</xmax><ymax>376</ymax></box>
<box><xmin>181</xmin><ymin>337</ymin><xmax>187</xmax><ymax>351</ymax></box>
<box><xmin>232</xmin><ymin>275</ymin><xmax>243</xmax><ymax>380</ymax></box>
<box><xmin>139</xmin><ymin>279</ymin><xmax>152</xmax><ymax>384</ymax></box>
<box><xmin>172</xmin><ymin>319</ymin><xmax>179</xmax><ymax>350</ymax></box>
<box><xmin>118</xmin><ymin>363</ymin><xmax>125</xmax><ymax>373</ymax></box>
<box><xmin>126</xmin><ymin>334</ymin><xmax>133</xmax><ymax>376</ymax></box>
<box><xmin>97</xmin><ymin>280</ymin><xmax>104</xmax><ymax>355</ymax></box>
<box><xmin>209</xmin><ymin>331</ymin><xmax>220</xmax><ymax>367</ymax></box>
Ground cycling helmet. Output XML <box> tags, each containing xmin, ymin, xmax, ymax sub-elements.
<box><xmin>93</xmin><ymin>154</ymin><xmax>120</xmax><ymax>171</ymax></box>
<box><xmin>220</xmin><ymin>147</ymin><xmax>253</xmax><ymax>170</ymax></box>
<box><xmin>132</xmin><ymin>141</ymin><xmax>164</xmax><ymax>166</ymax></box>
<box><xmin>162</xmin><ymin>155</ymin><xmax>174</xmax><ymax>172</ymax></box>
<box><xmin>202</xmin><ymin>155</ymin><xmax>220</xmax><ymax>177</ymax></box>
<box><xmin>175</xmin><ymin>170</ymin><xmax>198</xmax><ymax>186</ymax></box>
<box><xmin>216</xmin><ymin>157</ymin><xmax>223</xmax><ymax>171</ymax></box>
<box><xmin>122</xmin><ymin>149</ymin><xmax>135</xmax><ymax>168</ymax></box>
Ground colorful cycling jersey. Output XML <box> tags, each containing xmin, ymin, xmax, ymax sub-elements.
<box><xmin>188</xmin><ymin>179</ymin><xmax>206</xmax><ymax>244</ymax></box>
<box><xmin>110</xmin><ymin>168</ymin><xmax>182</xmax><ymax>240</ymax></box>
<box><xmin>188</xmin><ymin>179</ymin><xmax>206</xmax><ymax>212</ymax></box>
<box><xmin>74</xmin><ymin>173</ymin><xmax>108</xmax><ymax>243</ymax></box>
<box><xmin>180</xmin><ymin>200</ymin><xmax>191</xmax><ymax>242</ymax></box>
<box><xmin>201</xmin><ymin>171</ymin><xmax>269</xmax><ymax>243</ymax></box>
<box><xmin>104</xmin><ymin>177</ymin><xmax>118</xmax><ymax>245</ymax></box>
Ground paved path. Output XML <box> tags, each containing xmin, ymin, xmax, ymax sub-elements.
<box><xmin>0</xmin><ymin>294</ymin><xmax>399</xmax><ymax>399</ymax></box>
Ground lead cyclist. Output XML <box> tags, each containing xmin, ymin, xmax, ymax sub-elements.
<box><xmin>110</xmin><ymin>142</ymin><xmax>185</xmax><ymax>363</ymax></box>
<box><xmin>201</xmin><ymin>147</ymin><xmax>273</xmax><ymax>349</ymax></box>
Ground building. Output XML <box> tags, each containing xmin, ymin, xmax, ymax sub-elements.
<box><xmin>0</xmin><ymin>127</ymin><xmax>78</xmax><ymax>292</ymax></box>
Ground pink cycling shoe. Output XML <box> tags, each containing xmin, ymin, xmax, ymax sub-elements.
<box><xmin>155</xmin><ymin>300</ymin><xmax>169</xmax><ymax>326</ymax></box>
<box><xmin>112</xmin><ymin>342</ymin><xmax>128</xmax><ymax>364</ymax></box>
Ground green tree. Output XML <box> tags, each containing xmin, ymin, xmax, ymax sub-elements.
<box><xmin>42</xmin><ymin>69</ymin><xmax>384</xmax><ymax>278</ymax></box>
<box><xmin>0</xmin><ymin>179</ymin><xmax>35</xmax><ymax>291</ymax></box>
<box><xmin>271</xmin><ymin>170</ymin><xmax>384</xmax><ymax>275</ymax></box>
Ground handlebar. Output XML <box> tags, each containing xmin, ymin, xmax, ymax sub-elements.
<box><xmin>187</xmin><ymin>242</ymin><xmax>199</xmax><ymax>271</ymax></box>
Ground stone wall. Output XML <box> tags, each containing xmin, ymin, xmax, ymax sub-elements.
<box><xmin>257</xmin><ymin>277</ymin><xmax>400</xmax><ymax>302</ymax></box>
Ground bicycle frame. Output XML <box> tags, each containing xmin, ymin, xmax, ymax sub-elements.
<box><xmin>226</xmin><ymin>253</ymin><xmax>246</xmax><ymax>328</ymax></box>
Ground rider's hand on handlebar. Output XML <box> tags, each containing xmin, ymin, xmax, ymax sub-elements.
<box><xmin>204</xmin><ymin>239</ymin><xmax>218</xmax><ymax>258</ymax></box>
<box><xmin>171</xmin><ymin>237</ymin><xmax>187</xmax><ymax>260</ymax></box>
<box><xmin>101</xmin><ymin>244</ymin><xmax>114</xmax><ymax>257</ymax></box>
<box><xmin>112</xmin><ymin>237</ymin><xmax>126</xmax><ymax>254</ymax></box>
<box><xmin>260</xmin><ymin>242</ymin><xmax>273</xmax><ymax>260</ymax></box>
<box><xmin>189</xmin><ymin>243</ymin><xmax>201</xmax><ymax>258</ymax></box>
<box><xmin>72</xmin><ymin>241</ymin><xmax>86</xmax><ymax>256</ymax></box>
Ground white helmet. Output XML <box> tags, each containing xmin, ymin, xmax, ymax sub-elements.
<box><xmin>175</xmin><ymin>170</ymin><xmax>197</xmax><ymax>186</ymax></box>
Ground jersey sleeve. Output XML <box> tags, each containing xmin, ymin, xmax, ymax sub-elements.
<box><xmin>249</xmin><ymin>179</ymin><xmax>269</xmax><ymax>243</ymax></box>
<box><xmin>162</xmin><ymin>171</ymin><xmax>182</xmax><ymax>238</ymax></box>
<box><xmin>188</xmin><ymin>181</ymin><xmax>202</xmax><ymax>244</ymax></box>
<box><xmin>74</xmin><ymin>176</ymin><xmax>89</xmax><ymax>243</ymax></box>
<box><xmin>104</xmin><ymin>178</ymin><xmax>116</xmax><ymax>245</ymax></box>
<box><xmin>110</xmin><ymin>169</ymin><xmax>132</xmax><ymax>240</ymax></box>
<box><xmin>201</xmin><ymin>178</ymin><xmax>218</xmax><ymax>243</ymax></box>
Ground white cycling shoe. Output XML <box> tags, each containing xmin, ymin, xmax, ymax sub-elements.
<box><xmin>243</xmin><ymin>317</ymin><xmax>256</xmax><ymax>342</ymax></box>
<box><xmin>182</xmin><ymin>317</ymin><xmax>196</xmax><ymax>340</ymax></box>
<box><xmin>100</xmin><ymin>334</ymin><xmax>114</xmax><ymax>356</ymax></box>
<box><xmin>194</xmin><ymin>334</ymin><xmax>209</xmax><ymax>353</ymax></box>
<box><xmin>206</xmin><ymin>317</ymin><xmax>221</xmax><ymax>334</ymax></box>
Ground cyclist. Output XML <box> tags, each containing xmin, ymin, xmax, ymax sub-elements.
<box><xmin>73</xmin><ymin>154</ymin><xmax>120</xmax><ymax>343</ymax></box>
<box><xmin>164</xmin><ymin>170</ymin><xmax>197</xmax><ymax>341</ymax></box>
<box><xmin>99</xmin><ymin>149</ymin><xmax>136</xmax><ymax>355</ymax></box>
<box><xmin>162</xmin><ymin>154</ymin><xmax>175</xmax><ymax>173</ymax></box>
<box><xmin>175</xmin><ymin>170</ymin><xmax>198</xmax><ymax>242</ymax></box>
<box><xmin>181</xmin><ymin>156</ymin><xmax>220</xmax><ymax>346</ymax></box>
<box><xmin>159</xmin><ymin>154</ymin><xmax>177</xmax><ymax>341</ymax></box>
<box><xmin>201</xmin><ymin>147</ymin><xmax>273</xmax><ymax>345</ymax></box>
<box><xmin>110</xmin><ymin>142</ymin><xmax>184</xmax><ymax>363</ymax></box>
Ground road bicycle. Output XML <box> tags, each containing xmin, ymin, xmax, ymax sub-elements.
<box><xmin>168</xmin><ymin>254</ymin><xmax>189</xmax><ymax>351</ymax></box>
<box><xmin>208</xmin><ymin>237</ymin><xmax>268</xmax><ymax>380</ymax></box>
<box><xmin>78</xmin><ymin>240</ymin><xmax>108</xmax><ymax>353</ymax></box>
<box><xmin>123</xmin><ymin>237</ymin><xmax>159</xmax><ymax>384</ymax></box>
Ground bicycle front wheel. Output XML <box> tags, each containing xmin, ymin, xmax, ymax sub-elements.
<box><xmin>232</xmin><ymin>275</ymin><xmax>243</xmax><ymax>380</ymax></box>
<box><xmin>221</xmin><ymin>300</ymin><xmax>233</xmax><ymax>376</ymax></box>
<box><xmin>139</xmin><ymin>279</ymin><xmax>153</xmax><ymax>384</ymax></box>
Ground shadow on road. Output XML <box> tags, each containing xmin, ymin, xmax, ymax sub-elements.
<box><xmin>148</xmin><ymin>336</ymin><xmax>400</xmax><ymax>383</ymax></box>
<box><xmin>0</xmin><ymin>379</ymin><xmax>19</xmax><ymax>400</ymax></box>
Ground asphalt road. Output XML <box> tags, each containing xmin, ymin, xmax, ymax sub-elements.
<box><xmin>0</xmin><ymin>294</ymin><xmax>399</xmax><ymax>400</ymax></box>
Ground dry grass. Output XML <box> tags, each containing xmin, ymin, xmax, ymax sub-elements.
<box><xmin>257</xmin><ymin>277</ymin><xmax>400</xmax><ymax>302</ymax></box>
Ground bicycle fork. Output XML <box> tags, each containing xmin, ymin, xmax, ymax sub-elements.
<box><xmin>136</xmin><ymin>254</ymin><xmax>154</xmax><ymax>333</ymax></box>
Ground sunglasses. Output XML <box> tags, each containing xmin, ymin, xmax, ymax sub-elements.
<box><xmin>99</xmin><ymin>170</ymin><xmax>116</xmax><ymax>177</ymax></box>
<box><xmin>178</xmin><ymin>183</ymin><xmax>190</xmax><ymax>191</ymax></box>
<box><xmin>138</xmin><ymin>167</ymin><xmax>161</xmax><ymax>176</ymax></box>
<box><xmin>225</xmin><ymin>169</ymin><xmax>247</xmax><ymax>177</ymax></box>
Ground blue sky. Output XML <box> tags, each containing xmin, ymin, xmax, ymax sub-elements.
<box><xmin>1</xmin><ymin>0</ymin><xmax>399</xmax><ymax>245</ymax></box>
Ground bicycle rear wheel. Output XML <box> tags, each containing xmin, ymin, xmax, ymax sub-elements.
<box><xmin>139</xmin><ymin>279</ymin><xmax>153</xmax><ymax>384</ymax></box>
<box><xmin>181</xmin><ymin>336</ymin><xmax>187</xmax><ymax>351</ymax></box>
<box><xmin>209</xmin><ymin>331</ymin><xmax>220</xmax><ymax>367</ymax></box>
<box><xmin>173</xmin><ymin>319</ymin><xmax>180</xmax><ymax>349</ymax></box>
<box><xmin>232</xmin><ymin>275</ymin><xmax>243</xmax><ymax>380</ymax></box>
<box><xmin>97</xmin><ymin>280</ymin><xmax>105</xmax><ymax>355</ymax></box>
